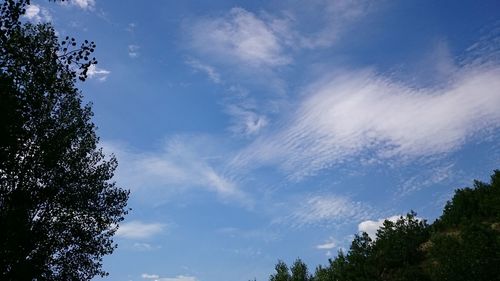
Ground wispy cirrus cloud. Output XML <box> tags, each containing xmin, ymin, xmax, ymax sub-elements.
<box><xmin>185</xmin><ymin>58</ymin><xmax>221</xmax><ymax>84</ymax></box>
<box><xmin>225</xmin><ymin>103</ymin><xmax>268</xmax><ymax>136</ymax></box>
<box><xmin>103</xmin><ymin>135</ymin><xmax>250</xmax><ymax>206</ymax></box>
<box><xmin>296</xmin><ymin>0</ymin><xmax>374</xmax><ymax>48</ymax></box>
<box><xmin>187</xmin><ymin>8</ymin><xmax>291</xmax><ymax>68</ymax></box>
<box><xmin>281</xmin><ymin>195</ymin><xmax>374</xmax><ymax>228</ymax></box>
<box><xmin>232</xmin><ymin>64</ymin><xmax>500</xmax><ymax>180</ymax></box>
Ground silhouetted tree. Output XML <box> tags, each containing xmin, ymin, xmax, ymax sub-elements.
<box><xmin>372</xmin><ymin>212</ymin><xmax>430</xmax><ymax>281</ymax></box>
<box><xmin>270</xmin><ymin>260</ymin><xmax>291</xmax><ymax>281</ymax></box>
<box><xmin>290</xmin><ymin>258</ymin><xmax>311</xmax><ymax>281</ymax></box>
<box><xmin>0</xmin><ymin>1</ymin><xmax>129</xmax><ymax>280</ymax></box>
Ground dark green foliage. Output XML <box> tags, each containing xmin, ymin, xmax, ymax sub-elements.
<box><xmin>270</xmin><ymin>260</ymin><xmax>291</xmax><ymax>281</ymax></box>
<box><xmin>0</xmin><ymin>1</ymin><xmax>129</xmax><ymax>280</ymax></box>
<box><xmin>290</xmin><ymin>258</ymin><xmax>311</xmax><ymax>281</ymax></box>
<box><xmin>313</xmin><ymin>251</ymin><xmax>348</xmax><ymax>281</ymax></box>
<box><xmin>372</xmin><ymin>212</ymin><xmax>430</xmax><ymax>281</ymax></box>
<box><xmin>426</xmin><ymin>170</ymin><xmax>500</xmax><ymax>281</ymax></box>
<box><xmin>268</xmin><ymin>170</ymin><xmax>500</xmax><ymax>281</ymax></box>
<box><xmin>270</xmin><ymin>259</ymin><xmax>311</xmax><ymax>281</ymax></box>
<box><xmin>344</xmin><ymin>232</ymin><xmax>376</xmax><ymax>281</ymax></box>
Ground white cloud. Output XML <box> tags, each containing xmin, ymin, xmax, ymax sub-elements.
<box><xmin>358</xmin><ymin>215</ymin><xmax>426</xmax><ymax>240</ymax></box>
<box><xmin>398</xmin><ymin>162</ymin><xmax>456</xmax><ymax>195</ymax></box>
<box><xmin>316</xmin><ymin>241</ymin><xmax>336</xmax><ymax>250</ymax></box>
<box><xmin>116</xmin><ymin>221</ymin><xmax>165</xmax><ymax>239</ymax></box>
<box><xmin>285</xmin><ymin>195</ymin><xmax>373</xmax><ymax>227</ymax></box>
<box><xmin>298</xmin><ymin>0</ymin><xmax>373</xmax><ymax>48</ymax></box>
<box><xmin>126</xmin><ymin>23</ymin><xmax>137</xmax><ymax>33</ymax></box>
<box><xmin>133</xmin><ymin>242</ymin><xmax>157</xmax><ymax>251</ymax></box>
<box><xmin>69</xmin><ymin>0</ymin><xmax>95</xmax><ymax>10</ymax></box>
<box><xmin>188</xmin><ymin>7</ymin><xmax>291</xmax><ymax>67</ymax></box>
<box><xmin>142</xmin><ymin>274</ymin><xmax>197</xmax><ymax>281</ymax></box>
<box><xmin>103</xmin><ymin>135</ymin><xmax>249</xmax><ymax>205</ymax></box>
<box><xmin>226</xmin><ymin>104</ymin><xmax>268</xmax><ymax>136</ymax></box>
<box><xmin>24</xmin><ymin>4</ymin><xmax>52</xmax><ymax>22</ymax></box>
<box><xmin>358</xmin><ymin>215</ymin><xmax>400</xmax><ymax>239</ymax></box>
<box><xmin>232</xmin><ymin>65</ymin><xmax>500</xmax><ymax>179</ymax></box>
<box><xmin>128</xmin><ymin>44</ymin><xmax>140</xmax><ymax>58</ymax></box>
<box><xmin>186</xmin><ymin>58</ymin><xmax>221</xmax><ymax>83</ymax></box>
<box><xmin>87</xmin><ymin>64</ymin><xmax>110</xmax><ymax>81</ymax></box>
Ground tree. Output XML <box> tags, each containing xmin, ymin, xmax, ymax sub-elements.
<box><xmin>0</xmin><ymin>1</ymin><xmax>129</xmax><ymax>280</ymax></box>
<box><xmin>313</xmin><ymin>251</ymin><xmax>348</xmax><ymax>281</ymax></box>
<box><xmin>426</xmin><ymin>170</ymin><xmax>500</xmax><ymax>281</ymax></box>
<box><xmin>270</xmin><ymin>260</ymin><xmax>291</xmax><ymax>281</ymax></box>
<box><xmin>372</xmin><ymin>212</ymin><xmax>430</xmax><ymax>281</ymax></box>
<box><xmin>345</xmin><ymin>232</ymin><xmax>376</xmax><ymax>281</ymax></box>
<box><xmin>290</xmin><ymin>258</ymin><xmax>311</xmax><ymax>281</ymax></box>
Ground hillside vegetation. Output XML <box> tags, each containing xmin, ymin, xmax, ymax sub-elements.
<box><xmin>265</xmin><ymin>170</ymin><xmax>500</xmax><ymax>281</ymax></box>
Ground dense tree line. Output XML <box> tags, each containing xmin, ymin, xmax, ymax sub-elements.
<box><xmin>264</xmin><ymin>170</ymin><xmax>500</xmax><ymax>281</ymax></box>
<box><xmin>0</xmin><ymin>1</ymin><xmax>129</xmax><ymax>280</ymax></box>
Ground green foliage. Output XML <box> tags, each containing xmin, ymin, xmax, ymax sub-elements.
<box><xmin>270</xmin><ymin>259</ymin><xmax>311</xmax><ymax>281</ymax></box>
<box><xmin>270</xmin><ymin>260</ymin><xmax>291</xmax><ymax>281</ymax></box>
<box><xmin>372</xmin><ymin>212</ymin><xmax>430</xmax><ymax>281</ymax></box>
<box><xmin>267</xmin><ymin>170</ymin><xmax>500</xmax><ymax>281</ymax></box>
<box><xmin>0</xmin><ymin>1</ymin><xmax>129</xmax><ymax>280</ymax></box>
<box><xmin>426</xmin><ymin>170</ymin><xmax>500</xmax><ymax>281</ymax></box>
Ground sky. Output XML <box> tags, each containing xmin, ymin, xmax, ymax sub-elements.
<box><xmin>23</xmin><ymin>1</ymin><xmax>500</xmax><ymax>281</ymax></box>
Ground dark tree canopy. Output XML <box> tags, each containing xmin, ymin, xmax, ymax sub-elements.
<box><xmin>0</xmin><ymin>0</ymin><xmax>129</xmax><ymax>280</ymax></box>
<box><xmin>270</xmin><ymin>259</ymin><xmax>311</xmax><ymax>281</ymax></box>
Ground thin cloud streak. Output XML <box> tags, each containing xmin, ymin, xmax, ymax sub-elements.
<box><xmin>116</xmin><ymin>221</ymin><xmax>165</xmax><ymax>239</ymax></box>
<box><xmin>142</xmin><ymin>274</ymin><xmax>197</xmax><ymax>281</ymax></box>
<box><xmin>103</xmin><ymin>135</ymin><xmax>251</xmax><ymax>206</ymax></box>
<box><xmin>185</xmin><ymin>58</ymin><xmax>221</xmax><ymax>83</ymax></box>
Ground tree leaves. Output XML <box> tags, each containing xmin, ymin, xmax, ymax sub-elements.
<box><xmin>0</xmin><ymin>1</ymin><xmax>129</xmax><ymax>280</ymax></box>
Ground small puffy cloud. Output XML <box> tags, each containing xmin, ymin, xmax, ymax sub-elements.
<box><xmin>24</xmin><ymin>4</ymin><xmax>52</xmax><ymax>22</ymax></box>
<box><xmin>87</xmin><ymin>64</ymin><xmax>110</xmax><ymax>81</ymax></box>
<box><xmin>128</xmin><ymin>44</ymin><xmax>140</xmax><ymax>58</ymax></box>
<box><xmin>358</xmin><ymin>215</ymin><xmax>401</xmax><ymax>239</ymax></box>
<box><xmin>316</xmin><ymin>241</ymin><xmax>336</xmax><ymax>250</ymax></box>
<box><xmin>116</xmin><ymin>221</ymin><xmax>165</xmax><ymax>239</ymax></box>
<box><xmin>186</xmin><ymin>58</ymin><xmax>221</xmax><ymax>83</ymax></box>
<box><xmin>142</xmin><ymin>274</ymin><xmax>197</xmax><ymax>281</ymax></box>
<box><xmin>188</xmin><ymin>7</ymin><xmax>291</xmax><ymax>68</ymax></box>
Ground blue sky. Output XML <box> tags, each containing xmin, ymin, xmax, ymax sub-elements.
<box><xmin>24</xmin><ymin>1</ymin><xmax>500</xmax><ymax>281</ymax></box>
